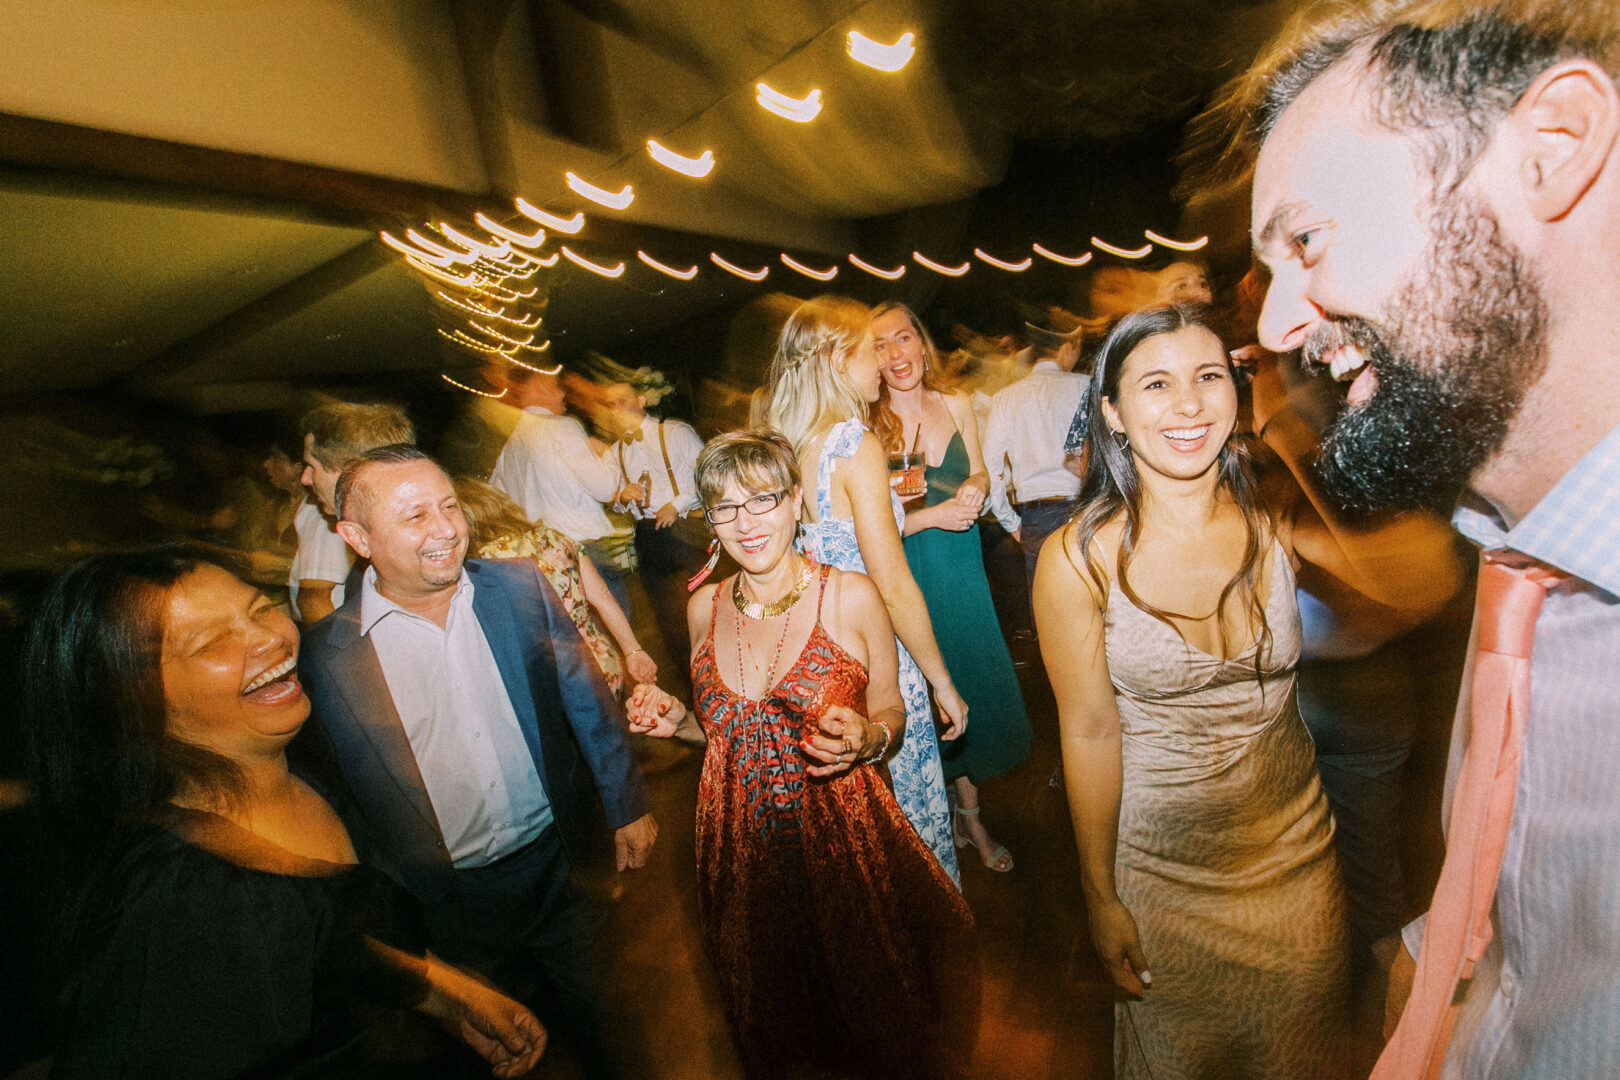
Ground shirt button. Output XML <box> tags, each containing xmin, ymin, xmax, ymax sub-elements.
<box><xmin>1500</xmin><ymin>970</ymin><xmax>1517</xmax><ymax>999</ymax></box>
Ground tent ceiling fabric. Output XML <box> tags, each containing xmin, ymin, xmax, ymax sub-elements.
<box><xmin>0</xmin><ymin>0</ymin><xmax>1294</xmax><ymax>402</ymax></box>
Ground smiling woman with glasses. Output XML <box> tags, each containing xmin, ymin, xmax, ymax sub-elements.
<box><xmin>635</xmin><ymin>429</ymin><xmax>978</xmax><ymax>1080</ymax></box>
<box><xmin>701</xmin><ymin>489</ymin><xmax>784</xmax><ymax>524</ymax></box>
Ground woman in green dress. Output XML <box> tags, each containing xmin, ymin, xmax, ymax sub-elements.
<box><xmin>871</xmin><ymin>302</ymin><xmax>1032</xmax><ymax>872</ymax></box>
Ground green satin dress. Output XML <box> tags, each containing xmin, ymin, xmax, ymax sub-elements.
<box><xmin>902</xmin><ymin>431</ymin><xmax>1032</xmax><ymax>783</ymax></box>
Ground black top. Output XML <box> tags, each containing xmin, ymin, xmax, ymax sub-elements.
<box><xmin>52</xmin><ymin>813</ymin><xmax>446</xmax><ymax>1079</ymax></box>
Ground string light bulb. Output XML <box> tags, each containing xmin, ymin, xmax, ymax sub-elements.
<box><xmin>637</xmin><ymin>251</ymin><xmax>699</xmax><ymax>280</ymax></box>
<box><xmin>755</xmin><ymin>83</ymin><xmax>823</xmax><ymax>123</ymax></box>
<box><xmin>564</xmin><ymin>173</ymin><xmax>634</xmax><ymax>210</ymax></box>
<box><xmin>780</xmin><ymin>254</ymin><xmax>838</xmax><ymax>281</ymax></box>
<box><xmin>1092</xmin><ymin>237</ymin><xmax>1153</xmax><ymax>259</ymax></box>
<box><xmin>382</xmin><ymin>231</ymin><xmax>461</xmax><ymax>268</ymax></box>
<box><xmin>514</xmin><ymin>199</ymin><xmax>585</xmax><ymax>234</ymax></box>
<box><xmin>710</xmin><ymin>254</ymin><xmax>769</xmax><ymax>281</ymax></box>
<box><xmin>1031</xmin><ymin>243</ymin><xmax>1093</xmax><ymax>266</ymax></box>
<box><xmin>846</xmin><ymin>30</ymin><xmax>915</xmax><ymax>72</ymax></box>
<box><xmin>913</xmin><ymin>252</ymin><xmax>970</xmax><ymax>277</ymax></box>
<box><xmin>437</xmin><ymin>223</ymin><xmax>512</xmax><ymax>261</ymax></box>
<box><xmin>474</xmin><ymin>212</ymin><xmax>546</xmax><ymax>248</ymax></box>
<box><xmin>1144</xmin><ymin>229</ymin><xmax>1210</xmax><ymax>252</ymax></box>
<box><xmin>406</xmin><ymin>229</ymin><xmax>479</xmax><ymax>265</ymax></box>
<box><xmin>560</xmin><ymin>246</ymin><xmax>625</xmax><ymax>278</ymax></box>
<box><xmin>848</xmin><ymin>255</ymin><xmax>905</xmax><ymax>280</ymax></box>
<box><xmin>442</xmin><ymin>374</ymin><xmax>507</xmax><ymax>398</ymax></box>
<box><xmin>974</xmin><ymin>248</ymin><xmax>1033</xmax><ymax>272</ymax></box>
<box><xmin>646</xmin><ymin>140</ymin><xmax>715</xmax><ymax>178</ymax></box>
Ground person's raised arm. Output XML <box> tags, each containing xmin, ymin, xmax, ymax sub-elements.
<box><xmin>981</xmin><ymin>394</ymin><xmax>1021</xmax><ymax>536</ymax></box>
<box><xmin>577</xmin><ymin>554</ymin><xmax>654</xmax><ymax>684</ymax></box>
<box><xmin>842</xmin><ymin>432</ymin><xmax>968</xmax><ymax>739</ymax></box>
<box><xmin>296</xmin><ymin>581</ymin><xmax>337</xmax><ymax>624</ymax></box>
<box><xmin>1250</xmin><ymin>356</ymin><xmax>1465</xmax><ymax>618</ymax></box>
<box><xmin>1034</xmin><ymin>524</ymin><xmax>1148</xmax><ymax>997</ymax></box>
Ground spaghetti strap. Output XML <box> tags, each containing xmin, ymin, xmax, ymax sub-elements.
<box><xmin>812</xmin><ymin>561</ymin><xmax>831</xmax><ymax>622</ymax></box>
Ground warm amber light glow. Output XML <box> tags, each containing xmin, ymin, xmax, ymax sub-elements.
<box><xmin>846</xmin><ymin>30</ymin><xmax>915</xmax><ymax>72</ymax></box>
<box><xmin>565</xmin><ymin>173</ymin><xmax>635</xmax><ymax>210</ymax></box>
<box><xmin>1031</xmin><ymin>243</ymin><xmax>1093</xmax><ymax>266</ymax></box>
<box><xmin>406</xmin><ymin>229</ymin><xmax>479</xmax><ymax>265</ymax></box>
<box><xmin>1144</xmin><ymin>229</ymin><xmax>1210</xmax><ymax>252</ymax></box>
<box><xmin>646</xmin><ymin>140</ymin><xmax>716</xmax><ymax>178</ymax></box>
<box><xmin>468</xmin><ymin>322</ymin><xmax>535</xmax><ymax>348</ymax></box>
<box><xmin>913</xmin><ymin>252</ymin><xmax>970</xmax><ymax>277</ymax></box>
<box><xmin>560</xmin><ymin>246</ymin><xmax>625</xmax><ymax>278</ymax></box>
<box><xmin>382</xmin><ymin>231</ymin><xmax>461</xmax><ymax>268</ymax></box>
<box><xmin>974</xmin><ymin>249</ymin><xmax>1033</xmax><ymax>272</ymax></box>
<box><xmin>1092</xmin><ymin>237</ymin><xmax>1153</xmax><ymax>259</ymax></box>
<box><xmin>437</xmin><ymin>223</ymin><xmax>512</xmax><ymax>261</ymax></box>
<box><xmin>710</xmin><ymin>254</ymin><xmax>769</xmax><ymax>281</ymax></box>
<box><xmin>474</xmin><ymin>213</ymin><xmax>546</xmax><ymax>248</ymax></box>
<box><xmin>755</xmin><ymin>83</ymin><xmax>823</xmax><ymax>122</ymax></box>
<box><xmin>442</xmin><ymin>374</ymin><xmax>508</xmax><ymax>398</ymax></box>
<box><xmin>638</xmin><ymin>251</ymin><xmax>699</xmax><ymax>280</ymax></box>
<box><xmin>515</xmin><ymin>199</ymin><xmax>586</xmax><ymax>234</ymax></box>
<box><xmin>405</xmin><ymin>255</ymin><xmax>487</xmax><ymax>287</ymax></box>
<box><xmin>780</xmin><ymin>254</ymin><xmax>838</xmax><ymax>281</ymax></box>
<box><xmin>848</xmin><ymin>255</ymin><xmax>906</xmax><ymax>280</ymax></box>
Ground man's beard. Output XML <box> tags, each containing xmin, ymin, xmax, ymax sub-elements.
<box><xmin>1307</xmin><ymin>199</ymin><xmax>1549</xmax><ymax>514</ymax></box>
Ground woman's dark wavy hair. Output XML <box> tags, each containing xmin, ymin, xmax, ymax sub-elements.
<box><xmin>23</xmin><ymin>545</ymin><xmax>249</xmax><ymax>886</ymax></box>
<box><xmin>1069</xmin><ymin>302</ymin><xmax>1273</xmax><ymax>672</ymax></box>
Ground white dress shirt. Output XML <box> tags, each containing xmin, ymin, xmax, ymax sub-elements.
<box><xmin>490</xmin><ymin>405</ymin><xmax>622</xmax><ymax>543</ymax></box>
<box><xmin>360</xmin><ymin>567</ymin><xmax>552</xmax><ymax>868</ymax></box>
<box><xmin>1398</xmin><ymin>421</ymin><xmax>1620</xmax><ymax>1080</ymax></box>
<box><xmin>288</xmin><ymin>499</ymin><xmax>353</xmax><ymax>617</ymax></box>
<box><xmin>614</xmin><ymin>414</ymin><xmax>703</xmax><ymax>519</ymax></box>
<box><xmin>983</xmin><ymin>360</ymin><xmax>1090</xmax><ymax>532</ymax></box>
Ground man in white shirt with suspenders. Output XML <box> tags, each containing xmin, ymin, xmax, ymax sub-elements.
<box><xmin>603</xmin><ymin>380</ymin><xmax>707</xmax><ymax>683</ymax></box>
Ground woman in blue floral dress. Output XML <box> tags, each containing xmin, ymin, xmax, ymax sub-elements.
<box><xmin>763</xmin><ymin>295</ymin><xmax>967</xmax><ymax>884</ymax></box>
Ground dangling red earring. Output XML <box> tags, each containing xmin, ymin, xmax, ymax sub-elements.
<box><xmin>687</xmin><ymin>537</ymin><xmax>721</xmax><ymax>592</ymax></box>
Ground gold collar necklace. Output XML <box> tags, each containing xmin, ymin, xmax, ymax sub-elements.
<box><xmin>732</xmin><ymin>556</ymin><xmax>814</xmax><ymax>619</ymax></box>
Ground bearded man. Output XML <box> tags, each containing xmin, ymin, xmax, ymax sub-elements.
<box><xmin>1245</xmin><ymin>4</ymin><xmax>1620</xmax><ymax>1078</ymax></box>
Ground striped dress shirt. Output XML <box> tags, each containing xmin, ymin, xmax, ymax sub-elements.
<box><xmin>1405</xmin><ymin>420</ymin><xmax>1620</xmax><ymax>1079</ymax></box>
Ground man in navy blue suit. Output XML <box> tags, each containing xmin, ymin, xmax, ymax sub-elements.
<box><xmin>296</xmin><ymin>443</ymin><xmax>655</xmax><ymax>1078</ymax></box>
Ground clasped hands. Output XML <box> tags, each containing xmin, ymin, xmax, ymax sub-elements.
<box><xmin>919</xmin><ymin>474</ymin><xmax>989</xmax><ymax>533</ymax></box>
<box><xmin>625</xmin><ymin>682</ymin><xmax>685</xmax><ymax>738</ymax></box>
<box><xmin>800</xmin><ymin>704</ymin><xmax>881</xmax><ymax>777</ymax></box>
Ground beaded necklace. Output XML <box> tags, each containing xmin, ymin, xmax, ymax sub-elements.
<box><xmin>730</xmin><ymin>558</ymin><xmax>812</xmax><ymax>699</ymax></box>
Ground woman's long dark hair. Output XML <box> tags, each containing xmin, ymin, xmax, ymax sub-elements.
<box><xmin>23</xmin><ymin>546</ymin><xmax>249</xmax><ymax>891</ymax></box>
<box><xmin>1069</xmin><ymin>303</ymin><xmax>1273</xmax><ymax>670</ymax></box>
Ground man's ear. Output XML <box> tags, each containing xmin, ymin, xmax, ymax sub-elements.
<box><xmin>1511</xmin><ymin>59</ymin><xmax>1620</xmax><ymax>222</ymax></box>
<box><xmin>336</xmin><ymin>520</ymin><xmax>371</xmax><ymax>560</ymax></box>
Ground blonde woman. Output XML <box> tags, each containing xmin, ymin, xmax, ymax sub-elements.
<box><xmin>765</xmin><ymin>294</ymin><xmax>968</xmax><ymax>884</ymax></box>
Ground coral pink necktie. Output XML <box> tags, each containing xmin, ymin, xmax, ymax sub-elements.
<box><xmin>1372</xmin><ymin>551</ymin><xmax>1566</xmax><ymax>1080</ymax></box>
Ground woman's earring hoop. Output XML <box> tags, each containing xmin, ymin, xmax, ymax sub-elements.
<box><xmin>1112</xmin><ymin>430</ymin><xmax>1129</xmax><ymax>450</ymax></box>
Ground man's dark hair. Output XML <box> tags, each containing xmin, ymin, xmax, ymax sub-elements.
<box><xmin>300</xmin><ymin>402</ymin><xmax>416</xmax><ymax>470</ymax></box>
<box><xmin>1179</xmin><ymin>1</ymin><xmax>1619</xmax><ymax>200</ymax></box>
<box><xmin>335</xmin><ymin>443</ymin><xmax>437</xmax><ymax>525</ymax></box>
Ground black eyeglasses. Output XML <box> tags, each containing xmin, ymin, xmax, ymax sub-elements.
<box><xmin>703</xmin><ymin>491</ymin><xmax>785</xmax><ymax>525</ymax></box>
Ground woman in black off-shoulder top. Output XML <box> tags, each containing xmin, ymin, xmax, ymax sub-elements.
<box><xmin>24</xmin><ymin>547</ymin><xmax>547</xmax><ymax>1080</ymax></box>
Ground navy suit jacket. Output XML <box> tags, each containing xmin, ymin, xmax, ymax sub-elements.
<box><xmin>294</xmin><ymin>558</ymin><xmax>649</xmax><ymax>904</ymax></box>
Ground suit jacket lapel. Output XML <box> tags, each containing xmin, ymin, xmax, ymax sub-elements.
<box><xmin>323</xmin><ymin>610</ymin><xmax>444</xmax><ymax>845</ymax></box>
<box><xmin>469</xmin><ymin>563</ymin><xmax>549</xmax><ymax>774</ymax></box>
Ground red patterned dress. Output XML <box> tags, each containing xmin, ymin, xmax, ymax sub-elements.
<box><xmin>692</xmin><ymin>565</ymin><xmax>980</xmax><ymax>1080</ymax></box>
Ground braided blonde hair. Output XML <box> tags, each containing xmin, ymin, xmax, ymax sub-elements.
<box><xmin>764</xmin><ymin>295</ymin><xmax>873</xmax><ymax>455</ymax></box>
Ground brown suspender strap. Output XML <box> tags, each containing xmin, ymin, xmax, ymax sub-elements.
<box><xmin>657</xmin><ymin>422</ymin><xmax>680</xmax><ymax>497</ymax></box>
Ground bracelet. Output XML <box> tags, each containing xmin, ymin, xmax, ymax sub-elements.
<box><xmin>864</xmin><ymin>720</ymin><xmax>894</xmax><ymax>763</ymax></box>
<box><xmin>628</xmin><ymin>648</ymin><xmax>650</xmax><ymax>658</ymax></box>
